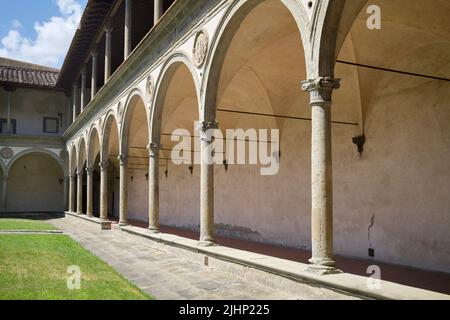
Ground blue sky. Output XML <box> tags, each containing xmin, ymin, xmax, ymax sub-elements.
<box><xmin>0</xmin><ymin>0</ymin><xmax>88</xmax><ymax>68</ymax></box>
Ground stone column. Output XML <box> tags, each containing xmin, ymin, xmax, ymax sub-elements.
<box><xmin>124</xmin><ymin>0</ymin><xmax>132</xmax><ymax>59</ymax></box>
<box><xmin>91</xmin><ymin>51</ymin><xmax>98</xmax><ymax>100</ymax></box>
<box><xmin>80</xmin><ymin>69</ymin><xmax>87</xmax><ymax>112</ymax></box>
<box><xmin>301</xmin><ymin>77</ymin><xmax>341</xmax><ymax>274</ymax></box>
<box><xmin>104</xmin><ymin>25</ymin><xmax>113</xmax><ymax>82</ymax></box>
<box><xmin>76</xmin><ymin>169</ymin><xmax>83</xmax><ymax>215</ymax></box>
<box><xmin>148</xmin><ymin>143</ymin><xmax>161</xmax><ymax>233</ymax></box>
<box><xmin>118</xmin><ymin>155</ymin><xmax>128</xmax><ymax>226</ymax></box>
<box><xmin>86</xmin><ymin>167</ymin><xmax>94</xmax><ymax>217</ymax></box>
<box><xmin>154</xmin><ymin>0</ymin><xmax>163</xmax><ymax>25</ymax></box>
<box><xmin>99</xmin><ymin>161</ymin><xmax>109</xmax><ymax>221</ymax></box>
<box><xmin>72</xmin><ymin>85</ymin><xmax>78</xmax><ymax>121</ymax></box>
<box><xmin>1</xmin><ymin>175</ymin><xmax>8</xmax><ymax>211</ymax></box>
<box><xmin>5</xmin><ymin>87</ymin><xmax>14</xmax><ymax>134</ymax></box>
<box><xmin>68</xmin><ymin>174</ymin><xmax>75</xmax><ymax>212</ymax></box>
<box><xmin>63</xmin><ymin>176</ymin><xmax>68</xmax><ymax>211</ymax></box>
<box><xmin>198</xmin><ymin>121</ymin><xmax>219</xmax><ymax>246</ymax></box>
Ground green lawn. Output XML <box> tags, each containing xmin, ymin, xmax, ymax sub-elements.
<box><xmin>0</xmin><ymin>219</ymin><xmax>57</xmax><ymax>231</ymax></box>
<box><xmin>0</xmin><ymin>234</ymin><xmax>152</xmax><ymax>300</ymax></box>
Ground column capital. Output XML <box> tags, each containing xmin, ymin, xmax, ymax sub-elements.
<box><xmin>91</xmin><ymin>50</ymin><xmax>99</xmax><ymax>58</ymax></box>
<box><xmin>1</xmin><ymin>175</ymin><xmax>8</xmax><ymax>181</ymax></box>
<box><xmin>86</xmin><ymin>167</ymin><xmax>94</xmax><ymax>176</ymax></box>
<box><xmin>76</xmin><ymin>170</ymin><xmax>83</xmax><ymax>177</ymax></box>
<box><xmin>147</xmin><ymin>143</ymin><xmax>162</xmax><ymax>157</ymax></box>
<box><xmin>72</xmin><ymin>84</ymin><xmax>78</xmax><ymax>90</ymax></box>
<box><xmin>196</xmin><ymin>121</ymin><xmax>219</xmax><ymax>142</ymax></box>
<box><xmin>118</xmin><ymin>155</ymin><xmax>128</xmax><ymax>166</ymax></box>
<box><xmin>81</xmin><ymin>68</ymin><xmax>87</xmax><ymax>76</ymax></box>
<box><xmin>105</xmin><ymin>23</ymin><xmax>114</xmax><ymax>34</ymax></box>
<box><xmin>99</xmin><ymin>161</ymin><xmax>110</xmax><ymax>171</ymax></box>
<box><xmin>301</xmin><ymin>77</ymin><xmax>340</xmax><ymax>104</ymax></box>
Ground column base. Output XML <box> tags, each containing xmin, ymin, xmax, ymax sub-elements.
<box><xmin>87</xmin><ymin>213</ymin><xmax>94</xmax><ymax>218</ymax></box>
<box><xmin>118</xmin><ymin>220</ymin><xmax>128</xmax><ymax>227</ymax></box>
<box><xmin>198</xmin><ymin>239</ymin><xmax>216</xmax><ymax>247</ymax></box>
<box><xmin>307</xmin><ymin>258</ymin><xmax>342</xmax><ymax>275</ymax></box>
<box><xmin>76</xmin><ymin>212</ymin><xmax>83</xmax><ymax>216</ymax></box>
<box><xmin>147</xmin><ymin>227</ymin><xmax>160</xmax><ymax>234</ymax></box>
<box><xmin>100</xmin><ymin>219</ymin><xmax>112</xmax><ymax>230</ymax></box>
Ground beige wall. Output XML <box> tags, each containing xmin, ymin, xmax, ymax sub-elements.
<box><xmin>7</xmin><ymin>153</ymin><xmax>64</xmax><ymax>212</ymax></box>
<box><xmin>0</xmin><ymin>86</ymin><xmax>67</xmax><ymax>136</ymax></box>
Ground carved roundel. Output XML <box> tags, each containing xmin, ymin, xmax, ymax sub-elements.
<box><xmin>192</xmin><ymin>29</ymin><xmax>209</xmax><ymax>68</ymax></box>
<box><xmin>0</xmin><ymin>147</ymin><xmax>14</xmax><ymax>159</ymax></box>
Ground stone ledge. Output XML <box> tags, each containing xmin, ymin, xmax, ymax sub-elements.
<box><xmin>65</xmin><ymin>212</ymin><xmax>112</xmax><ymax>230</ymax></box>
<box><xmin>68</xmin><ymin>215</ymin><xmax>449</xmax><ymax>300</ymax></box>
<box><xmin>115</xmin><ymin>225</ymin><xmax>450</xmax><ymax>300</ymax></box>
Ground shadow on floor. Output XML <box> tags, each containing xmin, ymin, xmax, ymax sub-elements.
<box><xmin>115</xmin><ymin>218</ymin><xmax>450</xmax><ymax>296</ymax></box>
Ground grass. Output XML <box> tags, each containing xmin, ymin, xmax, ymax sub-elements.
<box><xmin>0</xmin><ymin>219</ymin><xmax>57</xmax><ymax>231</ymax></box>
<box><xmin>0</xmin><ymin>234</ymin><xmax>152</xmax><ymax>300</ymax></box>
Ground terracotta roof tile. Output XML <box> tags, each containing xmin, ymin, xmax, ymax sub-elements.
<box><xmin>0</xmin><ymin>63</ymin><xmax>59</xmax><ymax>88</ymax></box>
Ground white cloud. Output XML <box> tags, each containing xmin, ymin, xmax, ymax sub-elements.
<box><xmin>12</xmin><ymin>20</ymin><xmax>23</xmax><ymax>30</ymax></box>
<box><xmin>0</xmin><ymin>0</ymin><xmax>84</xmax><ymax>68</ymax></box>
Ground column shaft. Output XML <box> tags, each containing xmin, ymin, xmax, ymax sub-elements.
<box><xmin>124</xmin><ymin>0</ymin><xmax>132</xmax><ymax>59</ymax></box>
<box><xmin>91</xmin><ymin>52</ymin><xmax>98</xmax><ymax>100</ymax></box>
<box><xmin>72</xmin><ymin>86</ymin><xmax>78</xmax><ymax>121</ymax></box>
<box><xmin>81</xmin><ymin>70</ymin><xmax>87</xmax><ymax>112</ymax></box>
<box><xmin>301</xmin><ymin>77</ymin><xmax>341</xmax><ymax>274</ymax></box>
<box><xmin>154</xmin><ymin>0</ymin><xmax>163</xmax><ymax>25</ymax></box>
<box><xmin>104</xmin><ymin>26</ymin><xmax>113</xmax><ymax>82</ymax></box>
<box><xmin>6</xmin><ymin>90</ymin><xmax>12</xmax><ymax>134</ymax></box>
<box><xmin>1</xmin><ymin>176</ymin><xmax>8</xmax><ymax>211</ymax></box>
<box><xmin>76</xmin><ymin>171</ymin><xmax>83</xmax><ymax>214</ymax></box>
<box><xmin>198</xmin><ymin>121</ymin><xmax>218</xmax><ymax>246</ymax></box>
<box><xmin>148</xmin><ymin>143</ymin><xmax>161</xmax><ymax>233</ymax></box>
<box><xmin>86</xmin><ymin>168</ymin><xmax>94</xmax><ymax>217</ymax></box>
<box><xmin>99</xmin><ymin>161</ymin><xmax>109</xmax><ymax>221</ymax></box>
<box><xmin>68</xmin><ymin>175</ymin><xmax>75</xmax><ymax>212</ymax></box>
<box><xmin>118</xmin><ymin>156</ymin><xmax>128</xmax><ymax>226</ymax></box>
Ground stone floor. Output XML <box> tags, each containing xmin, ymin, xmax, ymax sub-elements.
<box><xmin>50</xmin><ymin>215</ymin><xmax>359</xmax><ymax>300</ymax></box>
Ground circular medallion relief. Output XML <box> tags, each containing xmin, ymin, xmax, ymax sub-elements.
<box><xmin>192</xmin><ymin>29</ymin><xmax>209</xmax><ymax>68</ymax></box>
<box><xmin>0</xmin><ymin>147</ymin><xmax>14</xmax><ymax>159</ymax></box>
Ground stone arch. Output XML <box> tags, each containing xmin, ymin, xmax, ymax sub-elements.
<box><xmin>6</xmin><ymin>149</ymin><xmax>65</xmax><ymax>212</ymax></box>
<box><xmin>150</xmin><ymin>52</ymin><xmax>201</xmax><ymax>144</ymax></box>
<box><xmin>101</xmin><ymin>110</ymin><xmax>120</xmax><ymax>162</ymax></box>
<box><xmin>77</xmin><ymin>137</ymin><xmax>88</xmax><ymax>172</ymax></box>
<box><xmin>201</xmin><ymin>0</ymin><xmax>310</xmax><ymax>121</ymax></box>
<box><xmin>87</xmin><ymin>124</ymin><xmax>101</xmax><ymax>169</ymax></box>
<box><xmin>6</xmin><ymin>148</ymin><xmax>65</xmax><ymax>177</ymax></box>
<box><xmin>120</xmin><ymin>88</ymin><xmax>149</xmax><ymax>156</ymax></box>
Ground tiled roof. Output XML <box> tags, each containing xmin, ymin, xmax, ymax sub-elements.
<box><xmin>0</xmin><ymin>58</ymin><xmax>60</xmax><ymax>88</ymax></box>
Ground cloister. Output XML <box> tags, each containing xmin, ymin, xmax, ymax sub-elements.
<box><xmin>1</xmin><ymin>0</ymin><xmax>449</xmax><ymax>283</ymax></box>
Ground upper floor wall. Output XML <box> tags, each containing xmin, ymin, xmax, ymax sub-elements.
<box><xmin>0</xmin><ymin>86</ymin><xmax>68</xmax><ymax>137</ymax></box>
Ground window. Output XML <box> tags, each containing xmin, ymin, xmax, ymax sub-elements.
<box><xmin>43</xmin><ymin>117</ymin><xmax>59</xmax><ymax>134</ymax></box>
<box><xmin>0</xmin><ymin>119</ymin><xmax>17</xmax><ymax>134</ymax></box>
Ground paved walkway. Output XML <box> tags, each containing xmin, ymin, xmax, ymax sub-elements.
<box><xmin>50</xmin><ymin>216</ymin><xmax>358</xmax><ymax>300</ymax></box>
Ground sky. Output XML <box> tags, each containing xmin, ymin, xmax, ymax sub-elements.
<box><xmin>0</xmin><ymin>0</ymin><xmax>88</xmax><ymax>68</ymax></box>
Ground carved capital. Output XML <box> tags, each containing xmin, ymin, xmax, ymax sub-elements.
<box><xmin>76</xmin><ymin>170</ymin><xmax>83</xmax><ymax>178</ymax></box>
<box><xmin>91</xmin><ymin>50</ymin><xmax>99</xmax><ymax>58</ymax></box>
<box><xmin>118</xmin><ymin>155</ymin><xmax>128</xmax><ymax>166</ymax></box>
<box><xmin>86</xmin><ymin>167</ymin><xmax>95</xmax><ymax>176</ymax></box>
<box><xmin>147</xmin><ymin>143</ymin><xmax>162</xmax><ymax>158</ymax></box>
<box><xmin>196</xmin><ymin>121</ymin><xmax>219</xmax><ymax>142</ymax></box>
<box><xmin>301</xmin><ymin>77</ymin><xmax>340</xmax><ymax>105</ymax></box>
<box><xmin>99</xmin><ymin>161</ymin><xmax>110</xmax><ymax>171</ymax></box>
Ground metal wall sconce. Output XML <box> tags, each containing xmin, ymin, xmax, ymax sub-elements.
<box><xmin>165</xmin><ymin>169</ymin><xmax>168</xmax><ymax>179</ymax></box>
<box><xmin>145</xmin><ymin>173</ymin><xmax>149</xmax><ymax>181</ymax></box>
<box><xmin>223</xmin><ymin>160</ymin><xmax>228</xmax><ymax>172</ymax></box>
<box><xmin>352</xmin><ymin>135</ymin><xmax>366</xmax><ymax>156</ymax></box>
<box><xmin>188</xmin><ymin>165</ymin><xmax>194</xmax><ymax>175</ymax></box>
